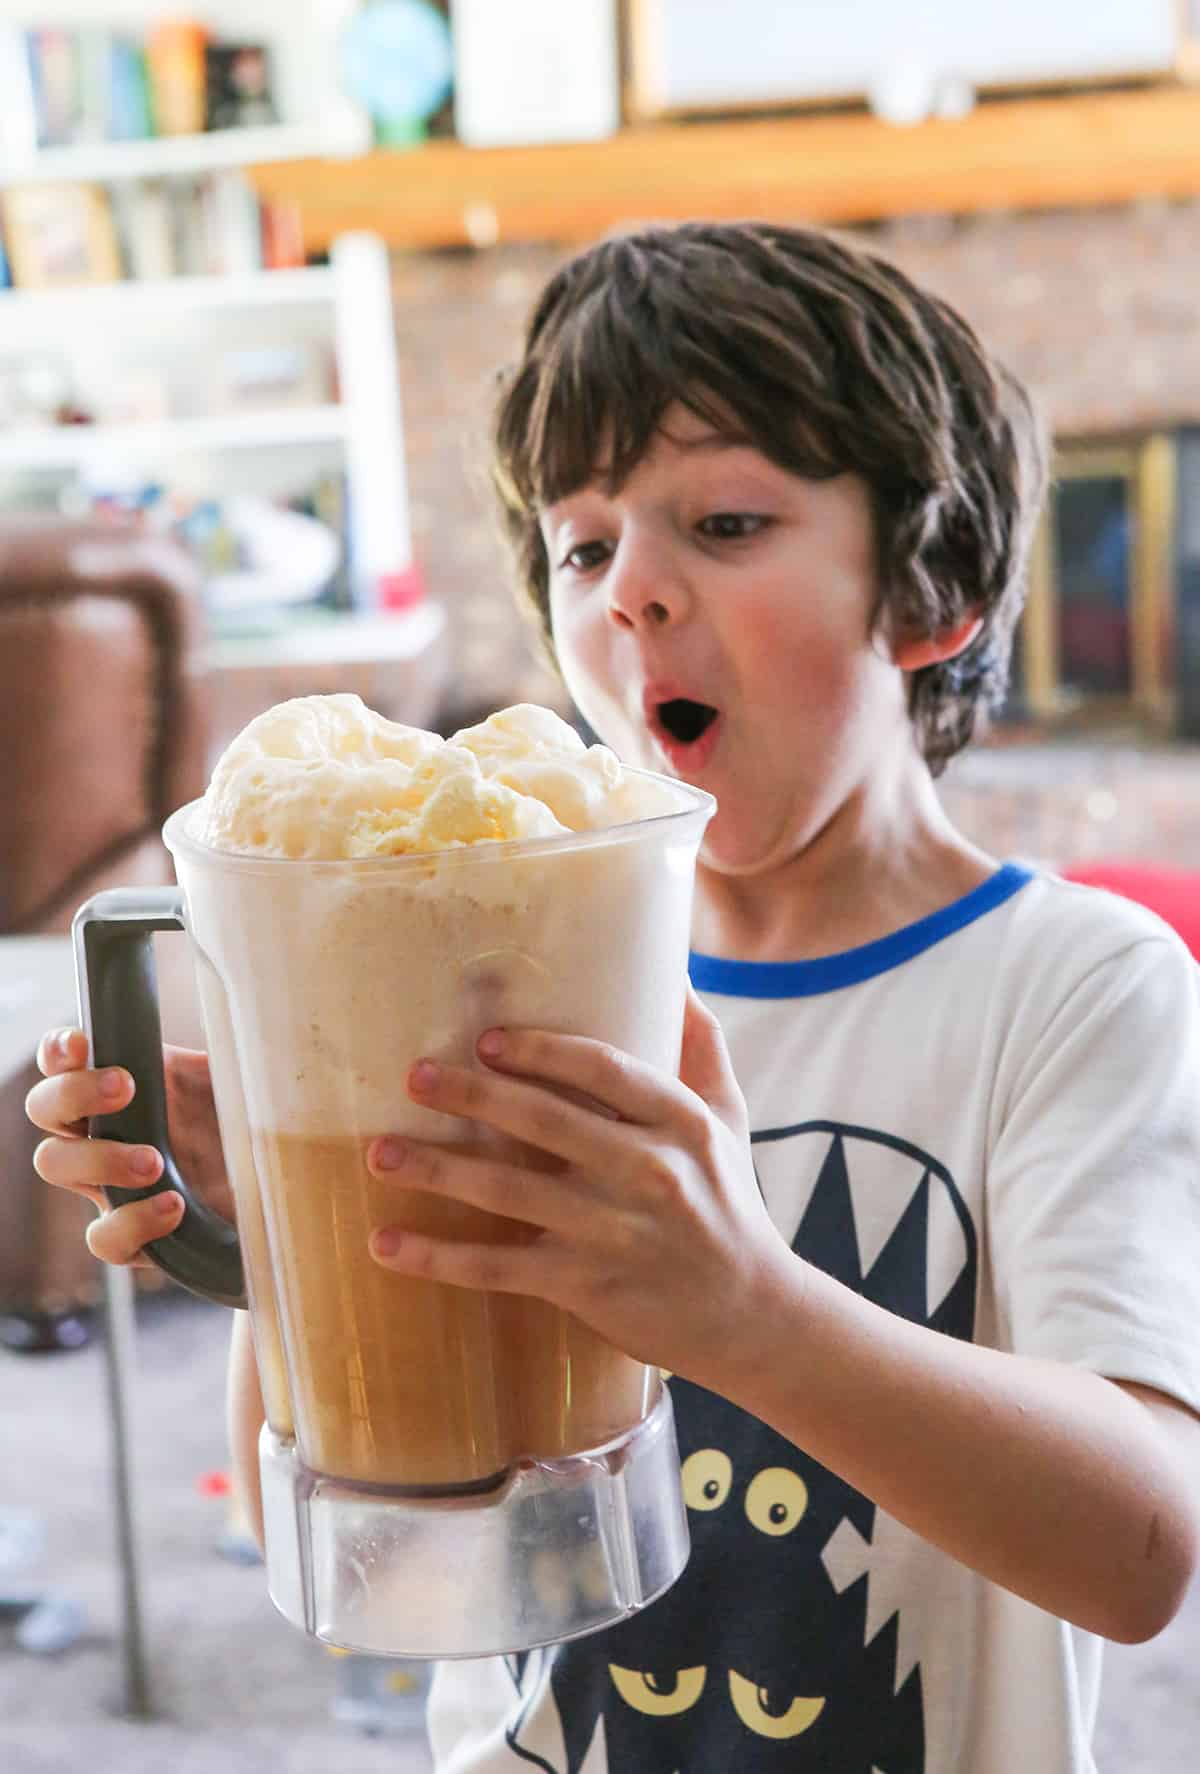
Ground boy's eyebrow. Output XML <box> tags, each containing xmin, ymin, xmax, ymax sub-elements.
<box><xmin>538</xmin><ymin>430</ymin><xmax>763</xmax><ymax>517</ymax></box>
<box><xmin>664</xmin><ymin>429</ymin><xmax>755</xmax><ymax>454</ymax></box>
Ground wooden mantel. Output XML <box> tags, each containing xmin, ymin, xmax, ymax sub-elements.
<box><xmin>248</xmin><ymin>83</ymin><xmax>1200</xmax><ymax>254</ymax></box>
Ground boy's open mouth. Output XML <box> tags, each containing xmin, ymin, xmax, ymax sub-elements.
<box><xmin>656</xmin><ymin>698</ymin><xmax>719</xmax><ymax>745</ymax></box>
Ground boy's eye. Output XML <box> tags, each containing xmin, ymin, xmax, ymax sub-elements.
<box><xmin>698</xmin><ymin>513</ymin><xmax>768</xmax><ymax>541</ymax></box>
<box><xmin>559</xmin><ymin>540</ymin><xmax>613</xmax><ymax>573</ymax></box>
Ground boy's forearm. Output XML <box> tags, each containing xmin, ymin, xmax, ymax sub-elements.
<box><xmin>714</xmin><ymin>1249</ymin><xmax>1198</xmax><ymax>1643</ymax></box>
<box><xmin>226</xmin><ymin>1310</ymin><xmax>266</xmax><ymax>1551</ymax></box>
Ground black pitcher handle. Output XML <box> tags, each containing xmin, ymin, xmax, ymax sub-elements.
<box><xmin>72</xmin><ymin>888</ymin><xmax>246</xmax><ymax>1309</ymax></box>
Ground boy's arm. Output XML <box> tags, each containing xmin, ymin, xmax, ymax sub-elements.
<box><xmin>696</xmin><ymin>931</ymin><xmax>1200</xmax><ymax>1641</ymax></box>
<box><xmin>367</xmin><ymin>958</ymin><xmax>1200</xmax><ymax>1646</ymax></box>
<box><xmin>226</xmin><ymin>1310</ymin><xmax>266</xmax><ymax>1551</ymax></box>
<box><xmin>719</xmin><ymin>1251</ymin><xmax>1200</xmax><ymax>1645</ymax></box>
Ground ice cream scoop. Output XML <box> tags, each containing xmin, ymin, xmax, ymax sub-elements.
<box><xmin>199</xmin><ymin>695</ymin><xmax>675</xmax><ymax>860</ymax></box>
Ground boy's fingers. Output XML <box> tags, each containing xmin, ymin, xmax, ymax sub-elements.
<box><xmin>679</xmin><ymin>988</ymin><xmax>747</xmax><ymax>1127</ymax></box>
<box><xmin>34</xmin><ymin>1134</ymin><xmax>162</xmax><ymax>1199</ymax></box>
<box><xmin>36</xmin><ymin>1027</ymin><xmax>87</xmax><ymax>1077</ymax></box>
<box><xmin>85</xmin><ymin>1194</ymin><xmax>182</xmax><ymax>1269</ymax></box>
<box><xmin>25</xmin><ymin>1066</ymin><xmax>133</xmax><ymax>1138</ymax></box>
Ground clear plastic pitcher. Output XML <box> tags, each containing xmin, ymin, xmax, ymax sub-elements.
<box><xmin>73</xmin><ymin>771</ymin><xmax>713</xmax><ymax>1656</ymax></box>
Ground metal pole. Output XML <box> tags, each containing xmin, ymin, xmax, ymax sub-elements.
<box><xmin>101</xmin><ymin>1261</ymin><xmax>152</xmax><ymax>1717</ymax></box>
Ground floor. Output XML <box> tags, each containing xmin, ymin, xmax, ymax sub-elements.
<box><xmin>2</xmin><ymin>1286</ymin><xmax>1198</xmax><ymax>1772</ymax></box>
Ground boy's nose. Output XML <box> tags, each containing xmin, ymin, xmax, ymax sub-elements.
<box><xmin>608</xmin><ymin>597</ymin><xmax>670</xmax><ymax>630</ymax></box>
<box><xmin>605</xmin><ymin>538</ymin><xmax>686</xmax><ymax>631</ymax></box>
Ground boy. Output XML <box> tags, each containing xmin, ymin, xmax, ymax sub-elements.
<box><xmin>28</xmin><ymin>221</ymin><xmax>1200</xmax><ymax>1773</ymax></box>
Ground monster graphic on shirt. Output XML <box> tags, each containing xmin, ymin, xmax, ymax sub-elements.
<box><xmin>501</xmin><ymin>1120</ymin><xmax>978</xmax><ymax>1772</ymax></box>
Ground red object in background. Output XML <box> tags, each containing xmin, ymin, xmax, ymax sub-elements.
<box><xmin>196</xmin><ymin>1469</ymin><xmax>232</xmax><ymax>1498</ymax></box>
<box><xmin>1060</xmin><ymin>862</ymin><xmax>1200</xmax><ymax>961</ymax></box>
<box><xmin>377</xmin><ymin>564</ymin><xmax>426</xmax><ymax>611</ymax></box>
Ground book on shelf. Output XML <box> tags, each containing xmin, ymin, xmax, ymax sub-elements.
<box><xmin>144</xmin><ymin>18</ymin><xmax>209</xmax><ymax>136</ymax></box>
<box><xmin>199</xmin><ymin>171</ymin><xmax>266</xmax><ymax>276</ymax></box>
<box><xmin>108</xmin><ymin>34</ymin><xmax>155</xmax><ymax>141</ymax></box>
<box><xmin>0</xmin><ymin>182</ymin><xmax>122</xmax><ymax>288</ymax></box>
<box><xmin>205</xmin><ymin>43</ymin><xmax>279</xmax><ymax>131</ymax></box>
<box><xmin>167</xmin><ymin>174</ymin><xmax>212</xmax><ymax>276</ymax></box>
<box><xmin>260</xmin><ymin>201</ymin><xmax>306</xmax><ymax>271</ymax></box>
<box><xmin>108</xmin><ymin>179</ymin><xmax>174</xmax><ymax>280</ymax></box>
<box><xmin>27</xmin><ymin>27</ymin><xmax>81</xmax><ymax>146</ymax></box>
<box><xmin>0</xmin><ymin>30</ymin><xmax>38</xmax><ymax>158</ymax></box>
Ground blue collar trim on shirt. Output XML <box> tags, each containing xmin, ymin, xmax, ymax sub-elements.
<box><xmin>688</xmin><ymin>862</ymin><xmax>1036</xmax><ymax>999</ymax></box>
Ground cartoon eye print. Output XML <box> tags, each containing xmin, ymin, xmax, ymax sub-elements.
<box><xmin>744</xmin><ymin>1466</ymin><xmax>808</xmax><ymax>1536</ymax></box>
<box><xmin>728</xmin><ymin>1670</ymin><xmax>826</xmax><ymax>1740</ymax></box>
<box><xmin>609</xmin><ymin>1664</ymin><xmax>708</xmax><ymax>1716</ymax></box>
<box><xmin>680</xmin><ymin>1447</ymin><xmax>733</xmax><ymax>1512</ymax></box>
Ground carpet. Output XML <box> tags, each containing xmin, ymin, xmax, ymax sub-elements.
<box><xmin>2</xmin><ymin>1287</ymin><xmax>1198</xmax><ymax>1772</ymax></box>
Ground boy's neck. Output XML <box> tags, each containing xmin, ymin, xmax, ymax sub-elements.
<box><xmin>690</xmin><ymin>762</ymin><xmax>998</xmax><ymax>966</ymax></box>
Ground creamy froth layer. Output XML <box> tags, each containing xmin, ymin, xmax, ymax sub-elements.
<box><xmin>199</xmin><ymin>695</ymin><xmax>673</xmax><ymax>859</ymax></box>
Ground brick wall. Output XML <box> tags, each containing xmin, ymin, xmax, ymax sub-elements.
<box><xmin>939</xmin><ymin>733</ymin><xmax>1200</xmax><ymax>871</ymax></box>
<box><xmin>391</xmin><ymin>200</ymin><xmax>1200</xmax><ymax>718</ymax></box>
<box><xmin>390</xmin><ymin>203</ymin><xmax>1200</xmax><ymax>863</ymax></box>
<box><xmin>391</xmin><ymin>244</ymin><xmax>565</xmax><ymax>719</ymax></box>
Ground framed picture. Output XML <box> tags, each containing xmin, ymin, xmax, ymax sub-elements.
<box><xmin>1180</xmin><ymin>0</ymin><xmax>1200</xmax><ymax>79</ymax></box>
<box><xmin>1020</xmin><ymin>437</ymin><xmax>1176</xmax><ymax>726</ymax></box>
<box><xmin>452</xmin><ymin>0</ymin><xmax>620</xmax><ymax>146</ymax></box>
<box><xmin>0</xmin><ymin>182</ymin><xmax>122</xmax><ymax>289</ymax></box>
<box><xmin>625</xmin><ymin>0</ymin><xmax>1181</xmax><ymax>120</ymax></box>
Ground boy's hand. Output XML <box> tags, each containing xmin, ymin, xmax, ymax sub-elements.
<box><xmin>26</xmin><ymin>1028</ymin><xmax>231</xmax><ymax>1267</ymax></box>
<box><xmin>367</xmin><ymin>988</ymin><xmax>791</xmax><ymax>1389</ymax></box>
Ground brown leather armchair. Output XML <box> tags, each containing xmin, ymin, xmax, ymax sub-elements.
<box><xmin>0</xmin><ymin>515</ymin><xmax>209</xmax><ymax>1347</ymax></box>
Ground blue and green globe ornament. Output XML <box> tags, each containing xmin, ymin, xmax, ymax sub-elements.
<box><xmin>339</xmin><ymin>0</ymin><xmax>454</xmax><ymax>147</ymax></box>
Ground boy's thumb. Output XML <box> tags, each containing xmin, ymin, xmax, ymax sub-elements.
<box><xmin>679</xmin><ymin>986</ymin><xmax>746</xmax><ymax>1126</ymax></box>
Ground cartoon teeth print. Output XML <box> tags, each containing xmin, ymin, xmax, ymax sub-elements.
<box><xmin>502</xmin><ymin>1123</ymin><xmax>976</xmax><ymax>1771</ymax></box>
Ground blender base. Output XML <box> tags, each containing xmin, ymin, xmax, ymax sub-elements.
<box><xmin>260</xmin><ymin>1385</ymin><xmax>690</xmax><ymax>1658</ymax></box>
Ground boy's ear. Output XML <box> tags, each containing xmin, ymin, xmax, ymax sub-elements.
<box><xmin>890</xmin><ymin>612</ymin><xmax>983</xmax><ymax>673</ymax></box>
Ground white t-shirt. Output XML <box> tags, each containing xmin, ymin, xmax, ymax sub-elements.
<box><xmin>428</xmin><ymin>865</ymin><xmax>1200</xmax><ymax>1773</ymax></box>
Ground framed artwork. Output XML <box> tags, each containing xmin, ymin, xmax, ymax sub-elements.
<box><xmin>0</xmin><ymin>182</ymin><xmax>122</xmax><ymax>290</ymax></box>
<box><xmin>1020</xmin><ymin>437</ymin><xmax>1176</xmax><ymax>727</ymax></box>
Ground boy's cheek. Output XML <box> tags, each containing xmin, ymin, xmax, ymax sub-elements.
<box><xmin>552</xmin><ymin>617</ymin><xmax>619</xmax><ymax>724</ymax></box>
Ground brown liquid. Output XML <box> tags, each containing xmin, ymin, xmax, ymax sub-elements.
<box><xmin>252</xmin><ymin>1129</ymin><xmax>655</xmax><ymax>1488</ymax></box>
<box><xmin>193</xmin><ymin>956</ymin><xmax>294</xmax><ymax>1439</ymax></box>
<box><xmin>225</xmin><ymin>1123</ymin><xmax>293</xmax><ymax>1438</ymax></box>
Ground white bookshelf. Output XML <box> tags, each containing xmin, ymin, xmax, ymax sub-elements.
<box><xmin>0</xmin><ymin>10</ymin><xmax>414</xmax><ymax>613</ymax></box>
<box><xmin>0</xmin><ymin>403</ymin><xmax>349</xmax><ymax>468</ymax></box>
<box><xmin>0</xmin><ymin>1</ymin><xmax>369</xmax><ymax>184</ymax></box>
<box><xmin>0</xmin><ymin>264</ymin><xmax>336</xmax><ymax>326</ymax></box>
<box><xmin>0</xmin><ymin>233</ymin><xmax>414</xmax><ymax>607</ymax></box>
<box><xmin>204</xmin><ymin>601</ymin><xmax>446</xmax><ymax>671</ymax></box>
<box><xmin>1</xmin><ymin>119</ymin><xmax>366</xmax><ymax>186</ymax></box>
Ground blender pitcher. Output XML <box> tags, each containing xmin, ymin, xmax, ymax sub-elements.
<box><xmin>72</xmin><ymin>772</ymin><xmax>714</xmax><ymax>1657</ymax></box>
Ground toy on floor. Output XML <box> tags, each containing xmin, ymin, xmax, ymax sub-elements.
<box><xmin>196</xmin><ymin>1469</ymin><xmax>262</xmax><ymax>1566</ymax></box>
<box><xmin>0</xmin><ymin>1506</ymin><xmax>87</xmax><ymax>1654</ymax></box>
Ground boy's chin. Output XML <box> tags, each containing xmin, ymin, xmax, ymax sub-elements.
<box><xmin>698</xmin><ymin>827</ymin><xmax>777</xmax><ymax>879</ymax></box>
<box><xmin>697</xmin><ymin>799</ymin><xmax>816</xmax><ymax>879</ymax></box>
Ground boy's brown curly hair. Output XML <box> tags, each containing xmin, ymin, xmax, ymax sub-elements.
<box><xmin>490</xmin><ymin>221</ymin><xmax>1047</xmax><ymax>776</ymax></box>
